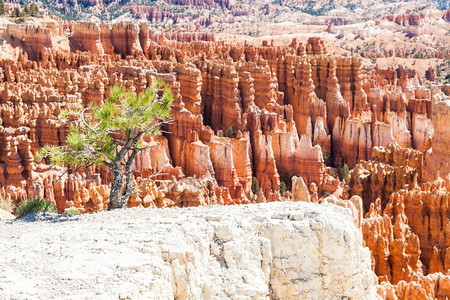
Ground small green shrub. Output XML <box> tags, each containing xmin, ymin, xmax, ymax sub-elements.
<box><xmin>279</xmin><ymin>181</ymin><xmax>287</xmax><ymax>195</ymax></box>
<box><xmin>226</xmin><ymin>126</ymin><xmax>237</xmax><ymax>138</ymax></box>
<box><xmin>251</xmin><ymin>176</ymin><xmax>259</xmax><ymax>195</ymax></box>
<box><xmin>0</xmin><ymin>38</ymin><xmax>4</xmax><ymax>46</ymax></box>
<box><xmin>0</xmin><ymin>197</ymin><xmax>16</xmax><ymax>214</ymax></box>
<box><xmin>65</xmin><ymin>207</ymin><xmax>80</xmax><ymax>215</ymax></box>
<box><xmin>16</xmin><ymin>197</ymin><xmax>56</xmax><ymax>217</ymax></box>
<box><xmin>338</xmin><ymin>163</ymin><xmax>350</xmax><ymax>181</ymax></box>
<box><xmin>10</xmin><ymin>34</ymin><xmax>14</xmax><ymax>41</ymax></box>
<box><xmin>322</xmin><ymin>149</ymin><xmax>329</xmax><ymax>163</ymax></box>
<box><xmin>280</xmin><ymin>172</ymin><xmax>293</xmax><ymax>191</ymax></box>
<box><xmin>436</xmin><ymin>65</ymin><xmax>442</xmax><ymax>77</ymax></box>
<box><xmin>320</xmin><ymin>145</ymin><xmax>332</xmax><ymax>166</ymax></box>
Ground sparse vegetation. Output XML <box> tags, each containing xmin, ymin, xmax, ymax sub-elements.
<box><xmin>279</xmin><ymin>181</ymin><xmax>287</xmax><ymax>195</ymax></box>
<box><xmin>436</xmin><ymin>65</ymin><xmax>442</xmax><ymax>77</ymax></box>
<box><xmin>24</xmin><ymin>4</ymin><xmax>30</xmax><ymax>15</ymax></box>
<box><xmin>11</xmin><ymin>6</ymin><xmax>24</xmax><ymax>18</ymax></box>
<box><xmin>0</xmin><ymin>197</ymin><xmax>16</xmax><ymax>214</ymax></box>
<box><xmin>16</xmin><ymin>197</ymin><xmax>57</xmax><ymax>217</ymax></box>
<box><xmin>227</xmin><ymin>126</ymin><xmax>237</xmax><ymax>138</ymax></box>
<box><xmin>321</xmin><ymin>145</ymin><xmax>332</xmax><ymax>166</ymax></box>
<box><xmin>251</xmin><ymin>176</ymin><xmax>259</xmax><ymax>196</ymax></box>
<box><xmin>30</xmin><ymin>3</ymin><xmax>40</xmax><ymax>17</ymax></box>
<box><xmin>0</xmin><ymin>0</ymin><xmax>5</xmax><ymax>16</ymax></box>
<box><xmin>37</xmin><ymin>83</ymin><xmax>173</xmax><ymax>210</ymax></box>
<box><xmin>65</xmin><ymin>207</ymin><xmax>81</xmax><ymax>215</ymax></box>
<box><xmin>9</xmin><ymin>2</ymin><xmax>40</xmax><ymax>18</ymax></box>
<box><xmin>10</xmin><ymin>34</ymin><xmax>14</xmax><ymax>41</ymax></box>
<box><xmin>338</xmin><ymin>163</ymin><xmax>349</xmax><ymax>181</ymax></box>
<box><xmin>280</xmin><ymin>172</ymin><xmax>293</xmax><ymax>191</ymax></box>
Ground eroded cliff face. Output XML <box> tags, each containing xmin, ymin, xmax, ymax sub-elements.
<box><xmin>423</xmin><ymin>97</ymin><xmax>450</xmax><ymax>182</ymax></box>
<box><xmin>0</xmin><ymin>21</ymin><xmax>436</xmax><ymax>212</ymax></box>
<box><xmin>346</xmin><ymin>142</ymin><xmax>450</xmax><ymax>298</ymax></box>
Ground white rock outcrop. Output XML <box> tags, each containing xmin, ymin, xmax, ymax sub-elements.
<box><xmin>0</xmin><ymin>202</ymin><xmax>377</xmax><ymax>299</ymax></box>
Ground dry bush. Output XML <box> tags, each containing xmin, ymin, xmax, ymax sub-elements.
<box><xmin>0</xmin><ymin>197</ymin><xmax>16</xmax><ymax>214</ymax></box>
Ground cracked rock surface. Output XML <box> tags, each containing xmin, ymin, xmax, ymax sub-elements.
<box><xmin>0</xmin><ymin>202</ymin><xmax>376</xmax><ymax>299</ymax></box>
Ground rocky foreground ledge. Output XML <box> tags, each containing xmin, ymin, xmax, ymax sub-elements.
<box><xmin>0</xmin><ymin>202</ymin><xmax>376</xmax><ymax>299</ymax></box>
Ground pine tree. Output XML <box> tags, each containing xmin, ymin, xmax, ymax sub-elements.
<box><xmin>30</xmin><ymin>3</ymin><xmax>39</xmax><ymax>17</ymax></box>
<box><xmin>12</xmin><ymin>7</ymin><xmax>21</xmax><ymax>18</ymax></box>
<box><xmin>251</xmin><ymin>177</ymin><xmax>259</xmax><ymax>195</ymax></box>
<box><xmin>37</xmin><ymin>81</ymin><xmax>173</xmax><ymax>209</ymax></box>
<box><xmin>0</xmin><ymin>0</ymin><xmax>6</xmax><ymax>16</ymax></box>
<box><xmin>338</xmin><ymin>163</ymin><xmax>349</xmax><ymax>181</ymax></box>
<box><xmin>19</xmin><ymin>7</ymin><xmax>26</xmax><ymax>18</ymax></box>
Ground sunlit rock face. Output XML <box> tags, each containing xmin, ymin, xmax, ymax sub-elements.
<box><xmin>0</xmin><ymin>22</ymin><xmax>436</xmax><ymax>214</ymax></box>
<box><xmin>347</xmin><ymin>142</ymin><xmax>450</xmax><ymax>299</ymax></box>
<box><xmin>0</xmin><ymin>202</ymin><xmax>377</xmax><ymax>299</ymax></box>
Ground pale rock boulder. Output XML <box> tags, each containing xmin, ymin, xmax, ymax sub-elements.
<box><xmin>291</xmin><ymin>175</ymin><xmax>311</xmax><ymax>202</ymax></box>
<box><xmin>322</xmin><ymin>194</ymin><xmax>364</xmax><ymax>228</ymax></box>
<box><xmin>0</xmin><ymin>208</ymin><xmax>15</xmax><ymax>219</ymax></box>
<box><xmin>0</xmin><ymin>202</ymin><xmax>377</xmax><ymax>299</ymax></box>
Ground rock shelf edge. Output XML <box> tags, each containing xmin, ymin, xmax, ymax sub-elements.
<box><xmin>0</xmin><ymin>202</ymin><xmax>377</xmax><ymax>299</ymax></box>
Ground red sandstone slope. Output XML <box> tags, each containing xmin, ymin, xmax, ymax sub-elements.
<box><xmin>0</xmin><ymin>21</ymin><xmax>438</xmax><ymax>210</ymax></box>
<box><xmin>346</xmin><ymin>98</ymin><xmax>450</xmax><ymax>298</ymax></box>
<box><xmin>347</xmin><ymin>146</ymin><xmax>450</xmax><ymax>298</ymax></box>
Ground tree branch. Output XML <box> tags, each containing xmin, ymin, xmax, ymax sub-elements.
<box><xmin>80</xmin><ymin>107</ymin><xmax>98</xmax><ymax>135</ymax></box>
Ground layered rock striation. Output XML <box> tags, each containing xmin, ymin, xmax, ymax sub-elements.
<box><xmin>347</xmin><ymin>144</ymin><xmax>449</xmax><ymax>299</ymax></box>
<box><xmin>0</xmin><ymin>21</ymin><xmax>438</xmax><ymax>214</ymax></box>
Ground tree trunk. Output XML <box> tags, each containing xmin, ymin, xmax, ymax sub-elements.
<box><xmin>122</xmin><ymin>150</ymin><xmax>138</xmax><ymax>204</ymax></box>
<box><xmin>108</xmin><ymin>132</ymin><xmax>139</xmax><ymax>210</ymax></box>
<box><xmin>108</xmin><ymin>163</ymin><xmax>126</xmax><ymax>209</ymax></box>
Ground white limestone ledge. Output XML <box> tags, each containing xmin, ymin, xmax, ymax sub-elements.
<box><xmin>0</xmin><ymin>201</ymin><xmax>377</xmax><ymax>299</ymax></box>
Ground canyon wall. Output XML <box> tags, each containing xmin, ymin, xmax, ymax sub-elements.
<box><xmin>347</xmin><ymin>142</ymin><xmax>450</xmax><ymax>298</ymax></box>
<box><xmin>0</xmin><ymin>21</ymin><xmax>436</xmax><ymax>213</ymax></box>
<box><xmin>423</xmin><ymin>98</ymin><xmax>450</xmax><ymax>181</ymax></box>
